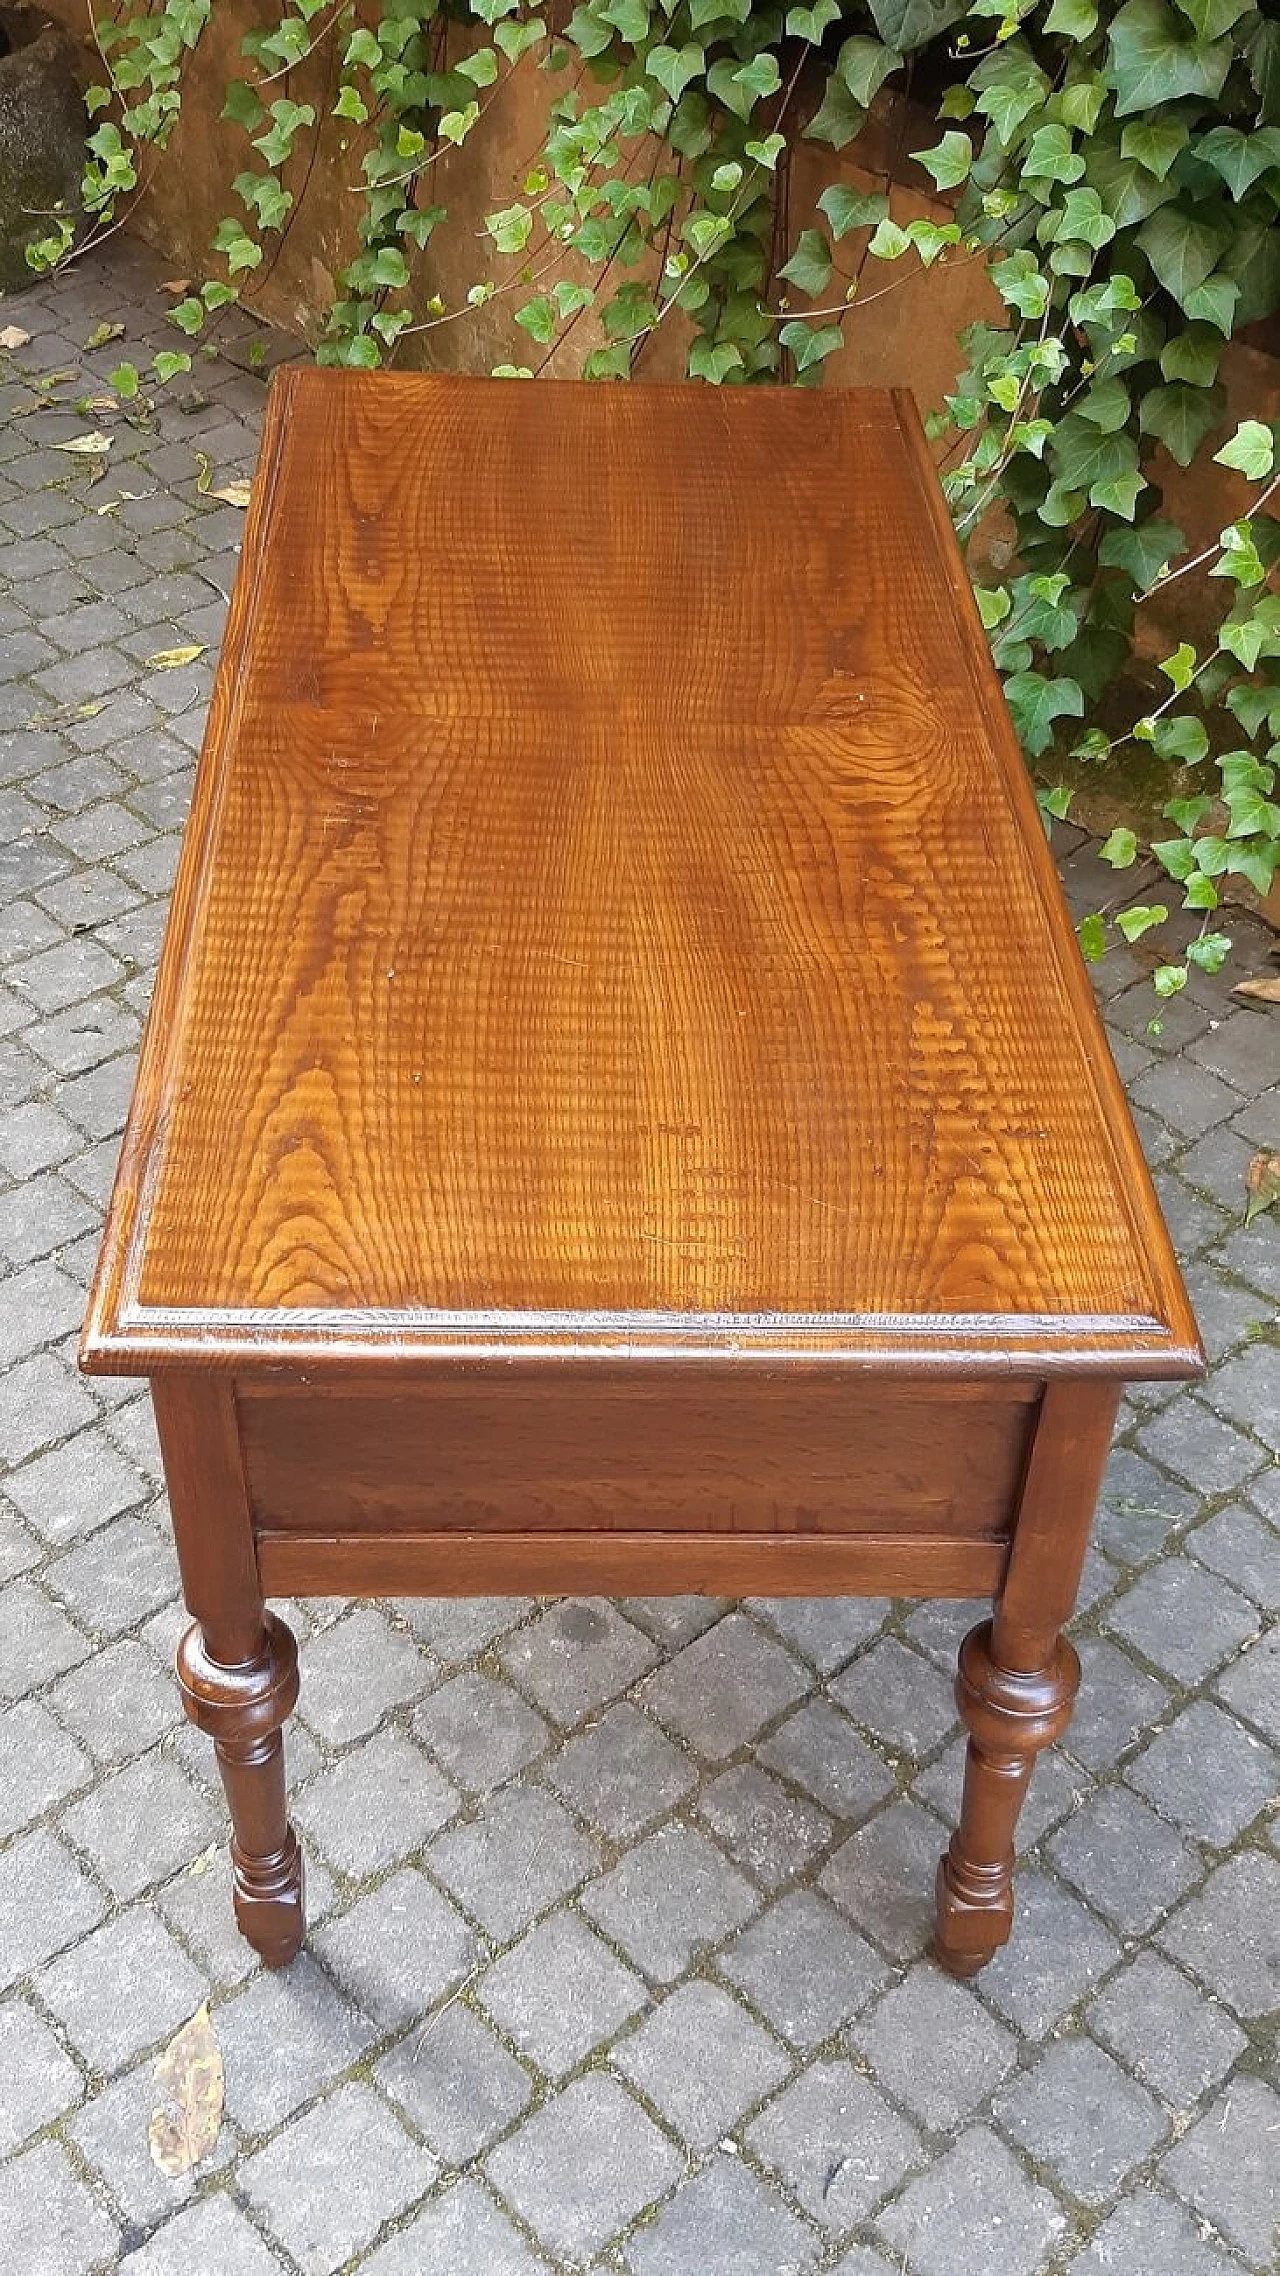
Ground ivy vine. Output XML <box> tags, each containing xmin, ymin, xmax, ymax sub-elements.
<box><xmin>26</xmin><ymin>0</ymin><xmax>1280</xmax><ymax>990</ymax></box>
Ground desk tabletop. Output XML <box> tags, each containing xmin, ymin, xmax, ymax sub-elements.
<box><xmin>82</xmin><ymin>371</ymin><xmax>1199</xmax><ymax>1378</ymax></box>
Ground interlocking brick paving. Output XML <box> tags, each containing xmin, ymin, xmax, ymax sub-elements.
<box><xmin>0</xmin><ymin>240</ymin><xmax>1276</xmax><ymax>2273</ymax></box>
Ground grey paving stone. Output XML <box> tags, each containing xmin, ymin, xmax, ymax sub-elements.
<box><xmin>394</xmin><ymin>1593</ymin><xmax>532</xmax><ymax>1664</ymax></box>
<box><xmin>622</xmin><ymin>1593</ymin><xmax>727</xmax><ymax>1648</ymax></box>
<box><xmin>1048</xmin><ymin>1784</ymin><xmax>1200</xmax><ymax>1934</ymax></box>
<box><xmin>1158</xmin><ymin>1847</ymin><xmax>1280</xmax><ymax>2019</ymax></box>
<box><xmin>499</xmin><ymin>1597</ymin><xmax>657</xmax><ymax>1725</ymax></box>
<box><xmin>117</xmin><ymin>2196</ymin><xmax>286</xmax><ymax>2275</ymax></box>
<box><xmin>545</xmin><ymin>1700</ymin><xmax>696</xmax><ymax>1838</ymax></box>
<box><xmin>1063</xmin><ymin>1636</ymin><xmax>1169</xmax><ymax>1773</ymax></box>
<box><xmin>360</xmin><ymin>2178</ymin><xmax>552</xmax><ymax>2276</ymax></box>
<box><xmin>1068</xmin><ymin>2187</ymin><xmax>1239</xmax><ymax>2276</ymax></box>
<box><xmin>1216</xmin><ymin>1618</ymin><xmax>1280</xmax><ymax>1742</ymax></box>
<box><xmin>1136</xmin><ymin>1393</ymin><xmax>1266</xmax><ymax>1496</ymax></box>
<box><xmin>757</xmin><ymin>1698</ymin><xmax>896</xmax><ymax>1820</ymax></box>
<box><xmin>747</xmin><ymin>1594</ymin><xmax>891</xmax><ymax>1674</ymax></box>
<box><xmin>411</xmin><ymin>1670</ymin><xmax>551</xmax><ymax>1794</ymax></box>
<box><xmin>429</xmin><ymin>1785</ymin><xmax>599</xmax><ymax>1942</ymax></box>
<box><xmin>580</xmin><ymin>1819</ymin><xmax>758</xmax><ymax>1984</ymax></box>
<box><xmin>0</xmin><ymin>1502</ymin><xmax>42</xmax><ymax>1584</ymax></box>
<box><xmin>978</xmin><ymin>1873</ymin><xmax>1120</xmax><ymax>2040</ymax></box>
<box><xmin>294</xmin><ymin>1726</ymin><xmax>460</xmax><ymax>1876</ymax></box>
<box><xmin>0</xmin><ymin>1697</ymin><xmax>91</xmax><ymax>1839</ymax></box>
<box><xmin>9</xmin><ymin>935</ymin><xmax>122</xmax><ymax>1014</ymax></box>
<box><xmin>1161</xmin><ymin>2078</ymin><xmax>1280</xmax><ymax>2263</ymax></box>
<box><xmin>1088</xmin><ymin>1950</ymin><xmax>1247</xmax><ymax>2108</ymax></box>
<box><xmin>829</xmin><ymin>1636</ymin><xmax>958</xmax><ymax>1760</ymax></box>
<box><xmin>1148</xmin><ymin>1168</ymin><xmax>1231</xmax><ymax>1259</ymax></box>
<box><xmin>0</xmin><ymin>1574</ymin><xmax>92</xmax><ymax>1700</ymax></box>
<box><xmin>1191</xmin><ymin>1006</ymin><xmax>1280</xmax><ymax>1092</ymax></box>
<box><xmin>0</xmin><ymin>1256</ymin><xmax>85</xmax><ymax>1366</ymax></box>
<box><xmin>817</xmin><ymin>1798</ymin><xmax>946</xmax><ymax>1964</ymax></box>
<box><xmin>1131</xmin><ymin>1056</ymin><xmax>1238</xmax><ymax>1137</ymax></box>
<box><xmin>623</xmin><ymin>2155</ymin><xmax>818</xmax><ymax>2276</ymax></box>
<box><xmin>902</xmin><ymin>1595</ymin><xmax>987</xmax><ymax>1670</ymax></box>
<box><xmin>46</xmin><ymin>1511</ymin><xmax>177</xmax><ymax>1638</ymax></box>
<box><xmin>1092</xmin><ymin>1445</ymin><xmax>1199</xmax><ymax>1564</ymax></box>
<box><xmin>746</xmin><ymin>2060</ymin><xmax>922</xmax><ymax>2231</ymax></box>
<box><xmin>0</xmin><ymin>2139</ymin><xmax>120</xmax><ymax>2276</ymax></box>
<box><xmin>612</xmin><ymin>1980</ymin><xmax>790</xmax><ymax>2149</ymax></box>
<box><xmin>1182</xmin><ymin>1260</ymin><xmax>1274</xmax><ymax>1364</ymax></box>
<box><xmin>50</xmin><ymin>1637</ymin><xmax>178</xmax><ymax>1764</ymax></box>
<box><xmin>1126</xmin><ymin>1698</ymin><xmax>1277</xmax><ymax>1847</ymax></box>
<box><xmin>487</xmin><ymin>2074</ymin><xmax>683</xmax><ymax>2262</ymax></box>
<box><xmin>296</xmin><ymin>1603</ymin><xmax>432</xmax><ymax>1744</ymax></box>
<box><xmin>479</xmin><ymin>1909</ymin><xmax>647</xmax><ymax>2079</ymax></box>
<box><xmin>718</xmin><ymin>1889</ymin><xmax>888</xmax><ymax>2049</ymax></box>
<box><xmin>61</xmin><ymin>1750</ymin><xmax>217</xmax><ymax>1901</ymax></box>
<box><xmin>0</xmin><ymin>1349</ymin><xmax>96</xmax><ymax>1463</ymax></box>
<box><xmin>241</xmin><ymin>2081</ymin><xmax>436</xmax><ymax>2276</ymax></box>
<box><xmin>27</xmin><ymin>996</ymin><xmax>140</xmax><ymax>1078</ymax></box>
<box><xmin>312</xmin><ymin>1865</ymin><xmax>478</xmax><ymax>2030</ymax></box>
<box><xmin>0</xmin><ymin>1172</ymin><xmax>96</xmax><ymax>1266</ymax></box>
<box><xmin>1189</xmin><ymin>1503</ymin><xmax>1280</xmax><ymax>1609</ymax></box>
<box><xmin>5</xmin><ymin>1420</ymin><xmax>151</xmax><ymax>1547</ymax></box>
<box><xmin>217</xmin><ymin>1953</ymin><xmax>377</xmax><ymax>2134</ymax></box>
<box><xmin>876</xmin><ymin>2127</ymin><xmax>1067</xmax><ymax>2276</ymax></box>
<box><xmin>36</xmin><ymin>1900</ymin><xmax>207</xmax><ymax>2074</ymax></box>
<box><xmin>377</xmin><ymin>2000</ymin><xmax>532</xmax><ymax>2162</ymax></box>
<box><xmin>696</xmin><ymin>1763</ymin><xmax>834</xmax><ymax>1891</ymax></box>
<box><xmin>0</xmin><ymin>1994</ymin><xmax>84</xmax><ymax>2153</ymax></box>
<box><xmin>640</xmin><ymin>1612</ymin><xmax>809</xmax><ymax>1760</ymax></box>
<box><xmin>1208</xmin><ymin>1339</ymin><xmax>1280</xmax><ymax>1457</ymax></box>
<box><xmin>994</xmin><ymin>2037</ymin><xmax>1165</xmax><ymax>2207</ymax></box>
<box><xmin>851</xmin><ymin>1963</ymin><xmax>1017</xmax><ymax>2131</ymax></box>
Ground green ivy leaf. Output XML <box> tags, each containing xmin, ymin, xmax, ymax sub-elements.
<box><xmin>785</xmin><ymin>0</ymin><xmax>841</xmax><ymax>38</ymax></box>
<box><xmin>778</xmin><ymin>318</ymin><xmax>845</xmax><ymax>372</ymax></box>
<box><xmin>1116</xmin><ymin>902</ymin><xmax>1168</xmax><ymax>942</ymax></box>
<box><xmin>1136</xmin><ymin>208</ymin><xmax>1228</xmax><ymax>308</ymax></box>
<box><xmin>1214</xmin><ymin>421</ymin><xmax>1276</xmax><ymax>482</ymax></box>
<box><xmin>1159</xmin><ymin>641</ymin><xmax>1197</xmax><ymax>691</ymax></box>
<box><xmin>1158</xmin><ymin>327</ymin><xmax>1224</xmax><ymax>388</ymax></box>
<box><xmin>486</xmin><ymin>204</ymin><xmax>533</xmax><ymax>255</ymax></box>
<box><xmin>706</xmin><ymin>53</ymin><xmax>781</xmax><ymax>120</ymax></box>
<box><xmin>1152</xmin><ymin>962</ymin><xmax>1188</xmax><ymax>994</ymax></box>
<box><xmin>1139</xmin><ymin>383</ymin><xmax>1225</xmax><ymax>468</ymax></box>
<box><xmin>1185</xmin><ymin>929</ymin><xmax>1232</xmax><ymax>972</ymax></box>
<box><xmin>868</xmin><ymin>0</ymin><xmax>965</xmax><ymax>49</ymax></box>
<box><xmin>867</xmin><ymin>217</ymin><xmax>912</xmax><ymax>261</ymax></box>
<box><xmin>1021</xmin><ymin>124</ymin><xmax>1085</xmax><ymax>184</ymax></box>
<box><xmin>1182</xmin><ymin>274</ymin><xmax>1239</xmax><ymax>337</ymax></box>
<box><xmin>1152</xmin><ymin>715</ymin><xmax>1210</xmax><ymax>762</ymax></box>
<box><xmin>151</xmin><ymin>350</ymin><xmax>191</xmax><ymax>384</ymax></box>
<box><xmin>1078</xmin><ymin>912</ymin><xmax>1108</xmax><ymax>960</ymax></box>
<box><xmin>779</xmin><ymin>230</ymin><xmax>833</xmax><ymax>296</ymax></box>
<box><xmin>1044</xmin><ymin>0</ymin><xmax>1098</xmax><ymax>35</ymax></box>
<box><xmin>1004</xmin><ymin>670</ymin><xmax>1085</xmax><ymax>755</ymax></box>
<box><xmin>913</xmin><ymin>130</ymin><xmax>972</xmax><ymax>189</ymax></box>
<box><xmin>1101</xmin><ymin>826</ymin><xmax>1139</xmax><ymax>867</ymax></box>
<box><xmin>1171</xmin><ymin>0</ymin><xmax>1252</xmax><ymax>36</ymax></box>
<box><xmin>688</xmin><ymin>336</ymin><xmax>744</xmax><ymax>381</ymax></box>
<box><xmin>222</xmin><ymin>78</ymin><xmax>264</xmax><ymax>131</ymax></box>
<box><xmin>514</xmin><ymin>295</ymin><xmax>557</xmax><ymax>345</ymax></box>
<box><xmin>647</xmin><ymin>43</ymin><xmax>704</xmax><ymax>101</ymax></box>
<box><xmin>1098</xmin><ymin>519</ymin><xmax>1185</xmax><ymax>588</ymax></box>
<box><xmin>1118</xmin><ymin>119</ymin><xmax>1187</xmax><ymax>180</ymax></box>
<box><xmin>803</xmin><ymin>77</ymin><xmax>865</xmax><ymax>149</ymax></box>
<box><xmin>1107</xmin><ymin>0</ymin><xmax>1233</xmax><ymax>117</ymax></box>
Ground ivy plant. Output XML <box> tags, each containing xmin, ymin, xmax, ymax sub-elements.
<box><xmin>32</xmin><ymin>0</ymin><xmax>1280</xmax><ymax>987</ymax></box>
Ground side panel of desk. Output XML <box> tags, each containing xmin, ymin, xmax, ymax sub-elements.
<box><xmin>235</xmin><ymin>1368</ymin><xmax>1041</xmax><ymax>1601</ymax></box>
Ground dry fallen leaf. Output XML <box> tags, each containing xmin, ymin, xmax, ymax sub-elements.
<box><xmin>1233</xmin><ymin>975</ymin><xmax>1280</xmax><ymax>1005</ymax></box>
<box><xmin>195</xmin><ymin>450</ymin><xmax>213</xmax><ymax>494</ymax></box>
<box><xmin>54</xmin><ymin>430</ymin><xmax>113</xmax><ymax>457</ymax></box>
<box><xmin>148</xmin><ymin>2004</ymin><xmax>224</xmax><ymax>2177</ymax></box>
<box><xmin>1245</xmin><ymin>1151</ymin><xmax>1280</xmax><ymax>1227</ymax></box>
<box><xmin>95</xmin><ymin>490</ymin><xmax>147</xmax><ymax>516</ymax></box>
<box><xmin>85</xmin><ymin>320</ymin><xmax>125</xmax><ymax>350</ymax></box>
<box><xmin>160</xmin><ymin>277</ymin><xmax>192</xmax><ymax>296</ymax></box>
<box><xmin>147</xmin><ymin>644</ymin><xmax>206</xmax><ymax>670</ymax></box>
<box><xmin>213</xmin><ymin>481</ymin><xmax>253</xmax><ymax>508</ymax></box>
<box><xmin>0</xmin><ymin>323</ymin><xmax>31</xmax><ymax>351</ymax></box>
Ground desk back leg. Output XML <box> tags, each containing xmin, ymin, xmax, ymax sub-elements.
<box><xmin>153</xmin><ymin>1376</ymin><xmax>305</xmax><ymax>1968</ymax></box>
<box><xmin>933</xmin><ymin>1379</ymin><xmax>1119</xmax><ymax>1977</ymax></box>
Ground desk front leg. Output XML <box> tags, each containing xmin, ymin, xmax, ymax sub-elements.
<box><xmin>934</xmin><ymin>1380</ymin><xmax>1119</xmax><ymax>1978</ymax></box>
<box><xmin>153</xmin><ymin>1376</ymin><xmax>305</xmax><ymax>1968</ymax></box>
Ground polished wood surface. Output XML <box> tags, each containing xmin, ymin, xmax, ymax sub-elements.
<box><xmin>81</xmin><ymin>370</ymin><xmax>1198</xmax><ymax>1378</ymax></box>
<box><xmin>78</xmin><ymin>373</ymin><xmax>1202</xmax><ymax>1977</ymax></box>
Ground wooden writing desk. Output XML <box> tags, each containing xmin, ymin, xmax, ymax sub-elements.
<box><xmin>81</xmin><ymin>371</ymin><xmax>1201</xmax><ymax>1975</ymax></box>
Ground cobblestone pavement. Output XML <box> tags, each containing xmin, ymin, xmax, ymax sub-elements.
<box><xmin>1</xmin><ymin>239</ymin><xmax>1277</xmax><ymax>2276</ymax></box>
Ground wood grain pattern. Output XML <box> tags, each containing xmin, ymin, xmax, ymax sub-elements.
<box><xmin>237</xmin><ymin>1373</ymin><xmax>1033</xmax><ymax>1538</ymax></box>
<box><xmin>254</xmin><ymin>1527</ymin><xmax>1009</xmax><ymax>1602</ymax></box>
<box><xmin>81</xmin><ymin>371</ymin><xmax>1200</xmax><ymax>1380</ymax></box>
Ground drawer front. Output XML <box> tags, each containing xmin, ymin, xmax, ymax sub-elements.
<box><xmin>238</xmin><ymin>1372</ymin><xmax>1035</xmax><ymax>1542</ymax></box>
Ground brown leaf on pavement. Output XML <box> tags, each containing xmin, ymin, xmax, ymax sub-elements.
<box><xmin>148</xmin><ymin>2003</ymin><xmax>224</xmax><ymax>2177</ymax></box>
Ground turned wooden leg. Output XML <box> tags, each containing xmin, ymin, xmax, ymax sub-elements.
<box><xmin>933</xmin><ymin>1619</ymin><xmax>1077</xmax><ymax>1976</ymax></box>
<box><xmin>153</xmin><ymin>1376</ymin><xmax>306</xmax><ymax>1968</ymax></box>
<box><xmin>933</xmin><ymin>1379</ymin><xmax>1120</xmax><ymax>1978</ymax></box>
<box><xmin>177</xmin><ymin>1611</ymin><xmax>304</xmax><ymax>1968</ymax></box>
